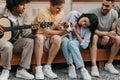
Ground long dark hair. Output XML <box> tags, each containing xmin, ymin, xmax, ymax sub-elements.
<box><xmin>6</xmin><ymin>0</ymin><xmax>30</xmax><ymax>11</ymax></box>
<box><xmin>77</xmin><ymin>13</ymin><xmax>98</xmax><ymax>45</ymax></box>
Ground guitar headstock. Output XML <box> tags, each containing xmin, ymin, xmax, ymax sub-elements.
<box><xmin>40</xmin><ymin>21</ymin><xmax>53</xmax><ymax>28</ymax></box>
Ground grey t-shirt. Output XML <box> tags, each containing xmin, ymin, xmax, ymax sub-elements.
<box><xmin>89</xmin><ymin>8</ymin><xmax>118</xmax><ymax>31</ymax></box>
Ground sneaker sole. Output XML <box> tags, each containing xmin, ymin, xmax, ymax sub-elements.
<box><xmin>69</xmin><ymin>76</ymin><xmax>77</xmax><ymax>78</ymax></box>
<box><xmin>16</xmin><ymin>74</ymin><xmax>34</xmax><ymax>79</ymax></box>
<box><xmin>0</xmin><ymin>76</ymin><xmax>9</xmax><ymax>80</ymax></box>
<box><xmin>43</xmin><ymin>71</ymin><xmax>57</xmax><ymax>79</ymax></box>
<box><xmin>35</xmin><ymin>77</ymin><xmax>44</xmax><ymax>80</ymax></box>
<box><xmin>35</xmin><ymin>76</ymin><xmax>44</xmax><ymax>80</ymax></box>
<box><xmin>91</xmin><ymin>72</ymin><xmax>100</xmax><ymax>77</ymax></box>
<box><xmin>69</xmin><ymin>74</ymin><xmax>77</xmax><ymax>78</ymax></box>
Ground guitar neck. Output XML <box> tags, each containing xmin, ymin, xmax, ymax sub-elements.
<box><xmin>2</xmin><ymin>19</ymin><xmax>52</xmax><ymax>32</ymax></box>
<box><xmin>3</xmin><ymin>24</ymin><xmax>37</xmax><ymax>32</ymax></box>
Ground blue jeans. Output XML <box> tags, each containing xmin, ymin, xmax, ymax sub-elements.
<box><xmin>61</xmin><ymin>37</ymin><xmax>85</xmax><ymax>69</ymax></box>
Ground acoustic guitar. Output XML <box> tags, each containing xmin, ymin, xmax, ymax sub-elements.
<box><xmin>0</xmin><ymin>17</ymin><xmax>52</xmax><ymax>41</ymax></box>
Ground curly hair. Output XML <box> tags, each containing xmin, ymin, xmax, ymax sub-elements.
<box><xmin>6</xmin><ymin>0</ymin><xmax>30</xmax><ymax>11</ymax></box>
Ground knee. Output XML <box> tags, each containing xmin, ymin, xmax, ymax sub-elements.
<box><xmin>62</xmin><ymin>37</ymin><xmax>68</xmax><ymax>43</ymax></box>
<box><xmin>114</xmin><ymin>36</ymin><xmax>120</xmax><ymax>46</ymax></box>
<box><xmin>61</xmin><ymin>37</ymin><xmax>69</xmax><ymax>47</ymax></box>
<box><xmin>52</xmin><ymin>35</ymin><xmax>62</xmax><ymax>46</ymax></box>
<box><xmin>35</xmin><ymin>34</ymin><xmax>44</xmax><ymax>44</ymax></box>
<box><xmin>3</xmin><ymin>42</ymin><xmax>13</xmax><ymax>51</ymax></box>
<box><xmin>68</xmin><ymin>41</ymin><xmax>75</xmax><ymax>48</ymax></box>
<box><xmin>91</xmin><ymin>35</ymin><xmax>98</xmax><ymax>47</ymax></box>
<box><xmin>25</xmin><ymin>38</ymin><xmax>34</xmax><ymax>47</ymax></box>
<box><xmin>35</xmin><ymin>34</ymin><xmax>44</xmax><ymax>40</ymax></box>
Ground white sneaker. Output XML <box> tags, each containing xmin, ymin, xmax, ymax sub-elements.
<box><xmin>105</xmin><ymin>63</ymin><xmax>119</xmax><ymax>74</ymax></box>
<box><xmin>81</xmin><ymin>68</ymin><xmax>91</xmax><ymax>80</ymax></box>
<box><xmin>35</xmin><ymin>66</ymin><xmax>44</xmax><ymax>79</ymax></box>
<box><xmin>43</xmin><ymin>65</ymin><xmax>57</xmax><ymax>79</ymax></box>
<box><xmin>0</xmin><ymin>69</ymin><xmax>9</xmax><ymax>80</ymax></box>
<box><xmin>68</xmin><ymin>65</ymin><xmax>77</xmax><ymax>78</ymax></box>
<box><xmin>16</xmin><ymin>69</ymin><xmax>34</xmax><ymax>79</ymax></box>
<box><xmin>91</xmin><ymin>66</ymin><xmax>100</xmax><ymax>77</ymax></box>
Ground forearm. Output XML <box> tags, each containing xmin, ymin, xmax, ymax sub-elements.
<box><xmin>74</xmin><ymin>30</ymin><xmax>82</xmax><ymax>43</ymax></box>
<box><xmin>95</xmin><ymin>30</ymin><xmax>108</xmax><ymax>36</ymax></box>
<box><xmin>44</xmin><ymin>29</ymin><xmax>67</xmax><ymax>36</ymax></box>
<box><xmin>111</xmin><ymin>23</ymin><xmax>116</xmax><ymax>32</ymax></box>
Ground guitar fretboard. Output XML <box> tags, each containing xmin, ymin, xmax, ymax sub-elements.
<box><xmin>4</xmin><ymin>25</ymin><xmax>31</xmax><ymax>31</ymax></box>
<box><xmin>3</xmin><ymin>22</ymin><xmax>52</xmax><ymax>32</ymax></box>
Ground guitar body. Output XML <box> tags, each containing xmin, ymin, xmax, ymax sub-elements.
<box><xmin>0</xmin><ymin>17</ymin><xmax>52</xmax><ymax>41</ymax></box>
<box><xmin>0</xmin><ymin>18</ymin><xmax>12</xmax><ymax>41</ymax></box>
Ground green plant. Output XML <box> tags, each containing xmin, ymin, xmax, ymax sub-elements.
<box><xmin>114</xmin><ymin>6</ymin><xmax>120</xmax><ymax>17</ymax></box>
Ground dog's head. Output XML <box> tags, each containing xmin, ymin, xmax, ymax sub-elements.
<box><xmin>62</xmin><ymin>22</ymin><xmax>72</xmax><ymax>28</ymax></box>
<box><xmin>61</xmin><ymin>22</ymin><xmax>73</xmax><ymax>32</ymax></box>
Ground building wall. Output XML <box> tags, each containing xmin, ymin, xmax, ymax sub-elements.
<box><xmin>0</xmin><ymin>1</ymin><xmax>120</xmax><ymax>22</ymax></box>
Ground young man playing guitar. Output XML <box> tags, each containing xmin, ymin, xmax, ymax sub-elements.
<box><xmin>0</xmin><ymin>0</ymin><xmax>38</xmax><ymax>79</ymax></box>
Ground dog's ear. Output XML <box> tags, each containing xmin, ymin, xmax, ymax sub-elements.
<box><xmin>64</xmin><ymin>22</ymin><xmax>69</xmax><ymax>28</ymax></box>
<box><xmin>61</xmin><ymin>22</ymin><xmax>72</xmax><ymax>28</ymax></box>
<box><xmin>62</xmin><ymin>22</ymin><xmax>67</xmax><ymax>27</ymax></box>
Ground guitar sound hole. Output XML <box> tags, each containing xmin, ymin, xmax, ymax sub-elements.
<box><xmin>0</xmin><ymin>33</ymin><xmax>4</xmax><ymax>38</ymax></box>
